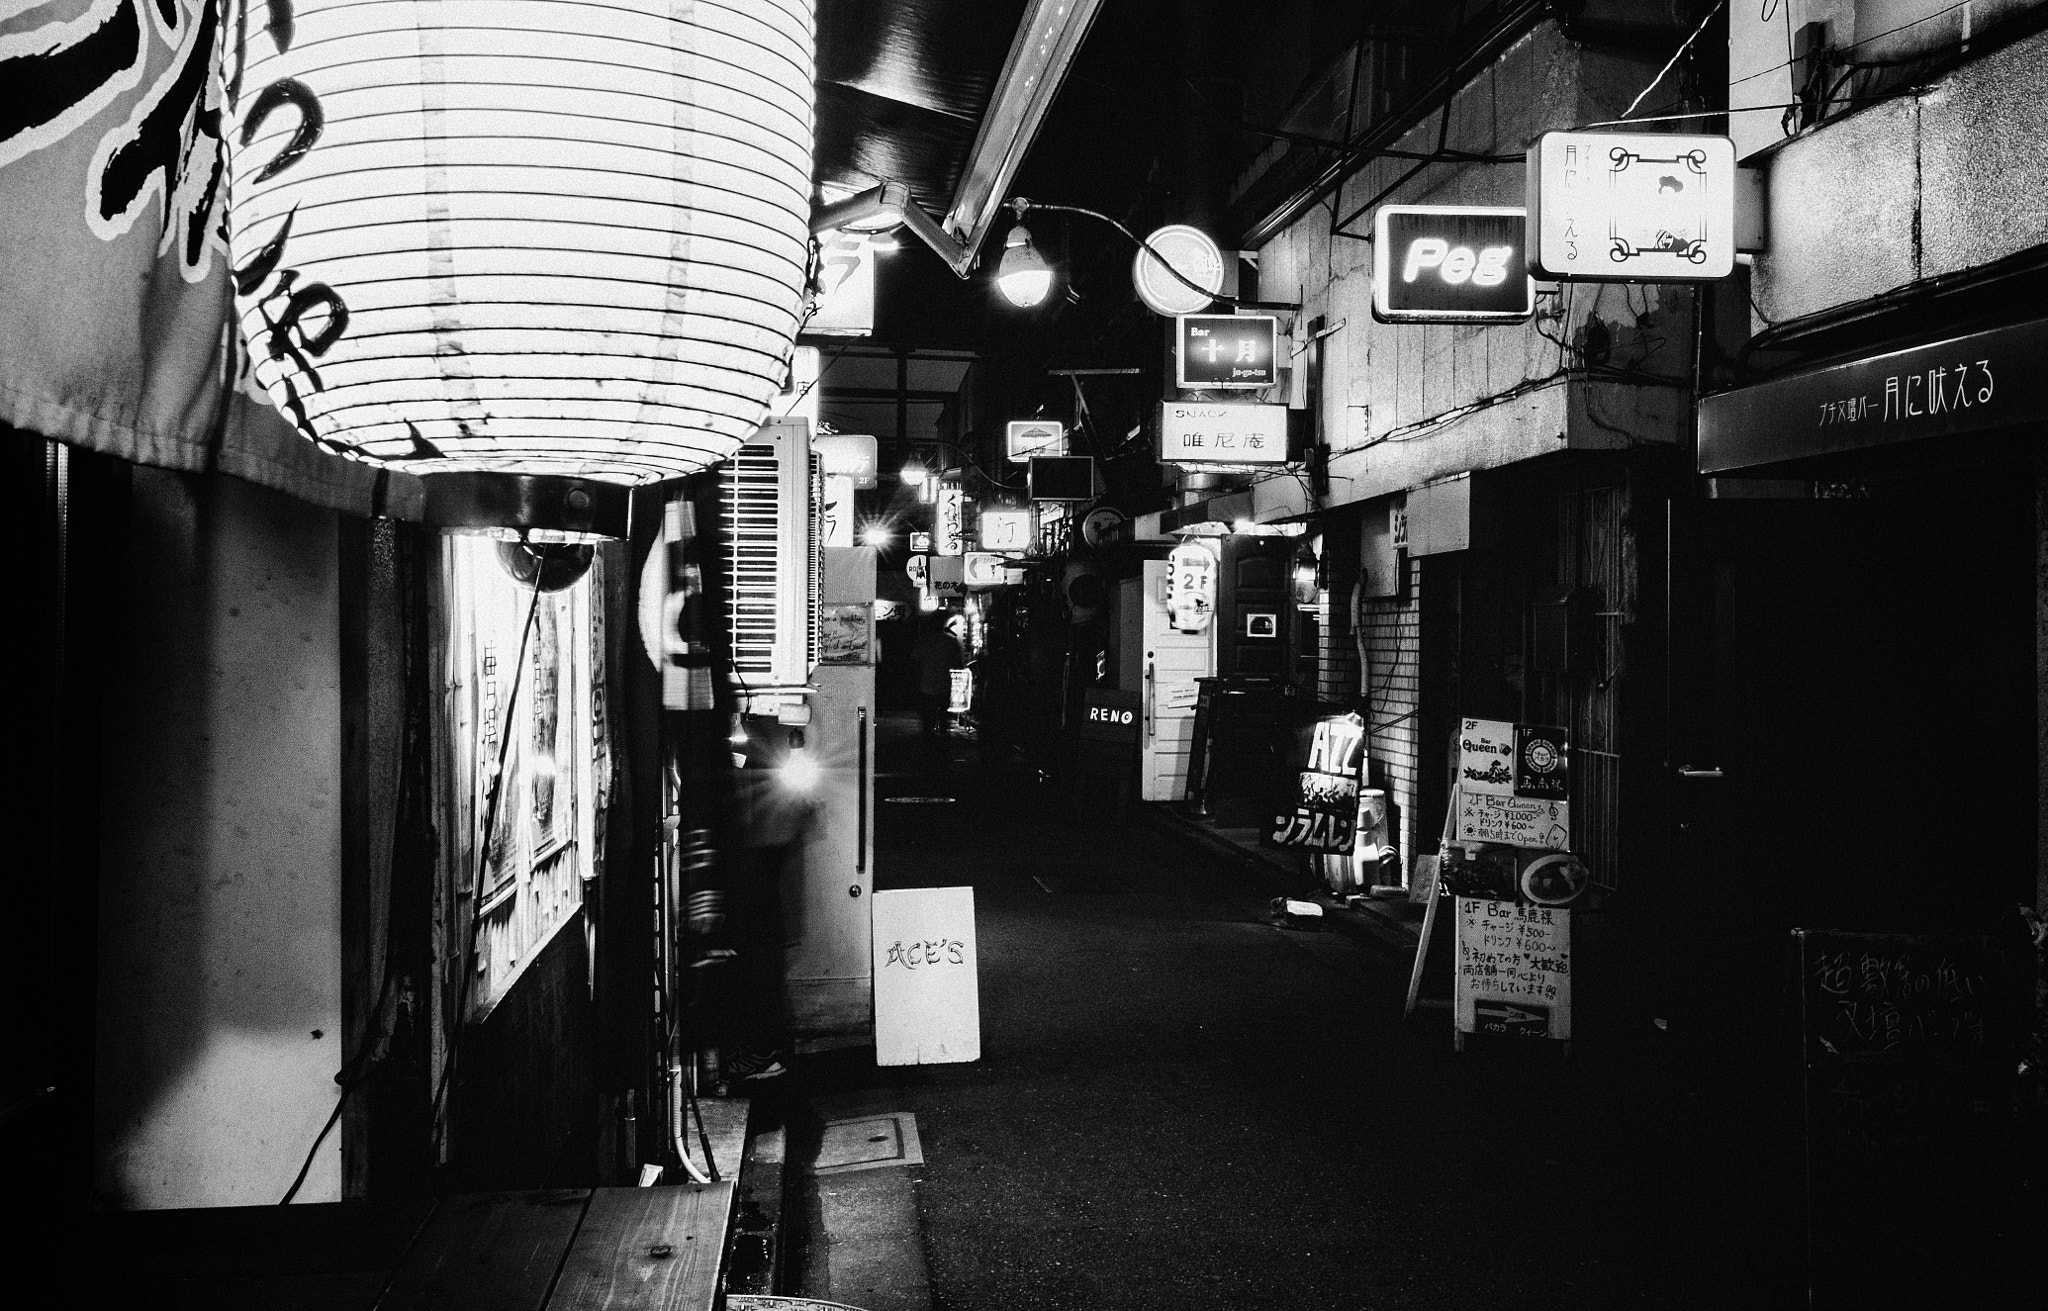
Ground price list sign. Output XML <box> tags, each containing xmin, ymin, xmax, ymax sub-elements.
<box><xmin>1453</xmin><ymin>898</ymin><xmax>1571</xmax><ymax>1041</ymax></box>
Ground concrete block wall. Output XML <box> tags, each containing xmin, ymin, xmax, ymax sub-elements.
<box><xmin>1753</xmin><ymin>25</ymin><xmax>2048</xmax><ymax>328</ymax></box>
<box><xmin>1254</xmin><ymin>21</ymin><xmax>1692</xmax><ymax>512</ymax></box>
<box><xmin>1360</xmin><ymin>556</ymin><xmax>1423</xmax><ymax>876</ymax></box>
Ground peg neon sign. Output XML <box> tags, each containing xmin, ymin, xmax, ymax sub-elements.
<box><xmin>1373</xmin><ymin>206</ymin><xmax>1534</xmax><ymax>323</ymax></box>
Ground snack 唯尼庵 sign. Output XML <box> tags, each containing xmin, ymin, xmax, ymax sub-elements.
<box><xmin>1453</xmin><ymin>717</ymin><xmax>1571</xmax><ymax>848</ymax></box>
<box><xmin>1176</xmin><ymin>314</ymin><xmax>1278</xmax><ymax>389</ymax></box>
<box><xmin>1267</xmin><ymin>712</ymin><xmax>1367</xmax><ymax>852</ymax></box>
<box><xmin>1372</xmin><ymin>206</ymin><xmax>1535</xmax><ymax>323</ymax></box>
<box><xmin>1527</xmin><ymin>131</ymin><xmax>1736</xmax><ymax>281</ymax></box>
<box><xmin>1158</xmin><ymin>401</ymin><xmax>1289</xmax><ymax>465</ymax></box>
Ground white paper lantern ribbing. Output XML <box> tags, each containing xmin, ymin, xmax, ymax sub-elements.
<box><xmin>225</xmin><ymin>0</ymin><xmax>815</xmax><ymax>494</ymax></box>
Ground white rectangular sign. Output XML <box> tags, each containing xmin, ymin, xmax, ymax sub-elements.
<box><xmin>1006</xmin><ymin>420</ymin><xmax>1067</xmax><ymax>462</ymax></box>
<box><xmin>1159</xmin><ymin>401</ymin><xmax>1289</xmax><ymax>465</ymax></box>
<box><xmin>963</xmin><ymin>552</ymin><xmax>1010</xmax><ymax>587</ymax></box>
<box><xmin>1455</xmin><ymin>788</ymin><xmax>1571</xmax><ymax>849</ymax></box>
<box><xmin>873</xmin><ymin>887</ymin><xmax>980</xmax><ymax>1066</ymax></box>
<box><xmin>1454</xmin><ymin>898</ymin><xmax>1570</xmax><ymax>1041</ymax></box>
<box><xmin>935</xmin><ymin>484</ymin><xmax>966</xmax><ymax>556</ymax></box>
<box><xmin>1527</xmin><ymin>131</ymin><xmax>1736</xmax><ymax>281</ymax></box>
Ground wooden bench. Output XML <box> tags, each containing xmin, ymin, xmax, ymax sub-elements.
<box><xmin>99</xmin><ymin>1184</ymin><xmax>735</xmax><ymax>1311</ymax></box>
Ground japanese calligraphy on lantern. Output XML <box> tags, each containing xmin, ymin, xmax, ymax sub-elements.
<box><xmin>1158</xmin><ymin>401</ymin><xmax>1290</xmax><ymax>465</ymax></box>
<box><xmin>873</xmin><ymin>887</ymin><xmax>980</xmax><ymax>1066</ymax></box>
<box><xmin>1454</xmin><ymin>898</ymin><xmax>1571</xmax><ymax>1040</ymax></box>
<box><xmin>1453</xmin><ymin>717</ymin><xmax>1571</xmax><ymax>846</ymax></box>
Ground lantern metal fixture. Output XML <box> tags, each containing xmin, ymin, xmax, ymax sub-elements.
<box><xmin>224</xmin><ymin>0</ymin><xmax>817</xmax><ymax>538</ymax></box>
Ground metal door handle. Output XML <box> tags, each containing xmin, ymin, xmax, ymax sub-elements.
<box><xmin>856</xmin><ymin>705</ymin><xmax>868</xmax><ymax>876</ymax></box>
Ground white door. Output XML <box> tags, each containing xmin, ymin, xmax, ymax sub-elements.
<box><xmin>1140</xmin><ymin>559</ymin><xmax>1216</xmax><ymax>801</ymax></box>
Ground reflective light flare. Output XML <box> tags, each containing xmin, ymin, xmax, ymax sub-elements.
<box><xmin>225</xmin><ymin>0</ymin><xmax>816</xmax><ymax>481</ymax></box>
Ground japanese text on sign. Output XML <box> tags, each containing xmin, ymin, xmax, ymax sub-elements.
<box><xmin>1454</xmin><ymin>898</ymin><xmax>1571</xmax><ymax>1040</ymax></box>
<box><xmin>1176</xmin><ymin>315</ymin><xmax>1278</xmax><ymax>389</ymax></box>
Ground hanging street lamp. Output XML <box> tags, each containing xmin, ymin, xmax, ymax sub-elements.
<box><xmin>224</xmin><ymin>0</ymin><xmax>816</xmax><ymax>538</ymax></box>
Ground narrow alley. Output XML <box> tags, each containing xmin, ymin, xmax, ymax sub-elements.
<box><xmin>767</xmin><ymin>713</ymin><xmax>1806</xmax><ymax>1311</ymax></box>
<box><xmin>12</xmin><ymin>4</ymin><xmax>2048</xmax><ymax>1309</ymax></box>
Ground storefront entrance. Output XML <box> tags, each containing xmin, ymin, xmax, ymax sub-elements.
<box><xmin>1663</xmin><ymin>461</ymin><xmax>2036</xmax><ymax>1031</ymax></box>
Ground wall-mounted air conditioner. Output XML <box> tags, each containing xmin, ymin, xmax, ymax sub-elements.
<box><xmin>718</xmin><ymin>418</ymin><xmax>819</xmax><ymax>689</ymax></box>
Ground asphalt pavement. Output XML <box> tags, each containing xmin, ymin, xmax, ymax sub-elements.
<box><xmin>753</xmin><ymin>712</ymin><xmax>1863</xmax><ymax>1310</ymax></box>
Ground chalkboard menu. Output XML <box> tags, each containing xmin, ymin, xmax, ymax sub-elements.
<box><xmin>1794</xmin><ymin>931</ymin><xmax>2024</xmax><ymax>1309</ymax></box>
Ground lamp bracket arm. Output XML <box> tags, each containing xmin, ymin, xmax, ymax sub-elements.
<box><xmin>898</xmin><ymin>199</ymin><xmax>979</xmax><ymax>278</ymax></box>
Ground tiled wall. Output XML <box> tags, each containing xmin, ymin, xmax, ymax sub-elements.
<box><xmin>1359</xmin><ymin>556</ymin><xmax>1422</xmax><ymax>880</ymax></box>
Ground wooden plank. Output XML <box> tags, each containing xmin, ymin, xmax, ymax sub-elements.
<box><xmin>378</xmin><ymin>1190</ymin><xmax>592</xmax><ymax>1311</ymax></box>
<box><xmin>547</xmin><ymin>1184</ymin><xmax>734</xmax><ymax>1311</ymax></box>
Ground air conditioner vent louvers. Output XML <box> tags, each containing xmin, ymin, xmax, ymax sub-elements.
<box><xmin>717</xmin><ymin>421</ymin><xmax>817</xmax><ymax>689</ymax></box>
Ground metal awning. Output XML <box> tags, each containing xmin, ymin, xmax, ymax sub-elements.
<box><xmin>814</xmin><ymin>0</ymin><xmax>1104</xmax><ymax>275</ymax></box>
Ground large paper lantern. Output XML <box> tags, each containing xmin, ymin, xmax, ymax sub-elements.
<box><xmin>225</xmin><ymin>0</ymin><xmax>815</xmax><ymax>527</ymax></box>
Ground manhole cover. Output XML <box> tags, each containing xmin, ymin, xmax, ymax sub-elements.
<box><xmin>883</xmin><ymin>796</ymin><xmax>956</xmax><ymax>804</ymax></box>
<box><xmin>810</xmin><ymin>1112</ymin><xmax>923</xmax><ymax>1175</ymax></box>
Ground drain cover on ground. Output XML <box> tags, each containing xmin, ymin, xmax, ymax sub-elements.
<box><xmin>882</xmin><ymin>796</ymin><xmax>955</xmax><ymax>804</ymax></box>
<box><xmin>728</xmin><ymin>1299</ymin><xmax>873</xmax><ymax>1311</ymax></box>
<box><xmin>810</xmin><ymin>1112</ymin><xmax>923</xmax><ymax>1175</ymax></box>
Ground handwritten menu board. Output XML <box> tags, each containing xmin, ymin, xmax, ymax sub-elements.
<box><xmin>1794</xmin><ymin>931</ymin><xmax>2021</xmax><ymax>1308</ymax></box>
<box><xmin>1453</xmin><ymin>898</ymin><xmax>1571</xmax><ymax>1041</ymax></box>
<box><xmin>1453</xmin><ymin>718</ymin><xmax>1570</xmax><ymax>847</ymax></box>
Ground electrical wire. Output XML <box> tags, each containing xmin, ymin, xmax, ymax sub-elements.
<box><xmin>1009</xmin><ymin>199</ymin><xmax>1271</xmax><ymax>309</ymax></box>
<box><xmin>1620</xmin><ymin>1</ymin><xmax>1726</xmax><ymax>120</ymax></box>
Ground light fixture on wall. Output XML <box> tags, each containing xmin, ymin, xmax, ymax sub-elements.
<box><xmin>991</xmin><ymin>199</ymin><xmax>1278</xmax><ymax>312</ymax></box>
<box><xmin>225</xmin><ymin>0</ymin><xmax>816</xmax><ymax>539</ymax></box>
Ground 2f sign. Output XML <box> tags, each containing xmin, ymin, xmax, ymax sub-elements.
<box><xmin>1373</xmin><ymin>206</ymin><xmax>1534</xmax><ymax>323</ymax></box>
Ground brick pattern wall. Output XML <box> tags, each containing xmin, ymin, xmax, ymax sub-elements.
<box><xmin>1360</xmin><ymin>556</ymin><xmax>1422</xmax><ymax>880</ymax></box>
<box><xmin>1315</xmin><ymin>589</ymin><xmax>1359</xmax><ymax>707</ymax></box>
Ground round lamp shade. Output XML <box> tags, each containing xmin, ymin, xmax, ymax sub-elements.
<box><xmin>226</xmin><ymin>0</ymin><xmax>815</xmax><ymax>484</ymax></box>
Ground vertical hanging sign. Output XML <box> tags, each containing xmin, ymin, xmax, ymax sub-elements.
<box><xmin>935</xmin><ymin>483</ymin><xmax>966</xmax><ymax>556</ymax></box>
<box><xmin>1166</xmin><ymin>540</ymin><xmax>1218</xmax><ymax>633</ymax></box>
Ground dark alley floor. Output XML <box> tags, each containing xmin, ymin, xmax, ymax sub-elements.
<box><xmin>756</xmin><ymin>709</ymin><xmax>1911</xmax><ymax>1311</ymax></box>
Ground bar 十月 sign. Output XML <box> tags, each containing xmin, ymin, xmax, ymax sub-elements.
<box><xmin>1698</xmin><ymin>317</ymin><xmax>2048</xmax><ymax>473</ymax></box>
<box><xmin>1176</xmin><ymin>315</ymin><xmax>1278</xmax><ymax>389</ymax></box>
<box><xmin>1372</xmin><ymin>206</ymin><xmax>1534</xmax><ymax>323</ymax></box>
<box><xmin>1158</xmin><ymin>401</ymin><xmax>1289</xmax><ymax>465</ymax></box>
